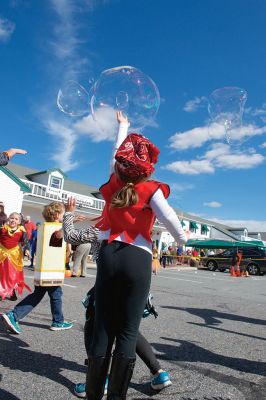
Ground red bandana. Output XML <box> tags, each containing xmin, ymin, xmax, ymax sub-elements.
<box><xmin>115</xmin><ymin>133</ymin><xmax>160</xmax><ymax>178</ymax></box>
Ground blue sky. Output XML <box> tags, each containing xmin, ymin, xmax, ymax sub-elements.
<box><xmin>1</xmin><ymin>0</ymin><xmax>266</xmax><ymax>231</ymax></box>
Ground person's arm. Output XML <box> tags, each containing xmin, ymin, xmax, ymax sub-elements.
<box><xmin>150</xmin><ymin>189</ymin><xmax>188</xmax><ymax>244</ymax></box>
<box><xmin>63</xmin><ymin>212</ymin><xmax>99</xmax><ymax>245</ymax></box>
<box><xmin>109</xmin><ymin>111</ymin><xmax>130</xmax><ymax>175</ymax></box>
<box><xmin>0</xmin><ymin>148</ymin><xmax>27</xmax><ymax>166</ymax></box>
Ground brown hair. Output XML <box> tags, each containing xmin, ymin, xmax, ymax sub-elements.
<box><xmin>110</xmin><ymin>165</ymin><xmax>150</xmax><ymax>208</ymax></box>
<box><xmin>42</xmin><ymin>201</ymin><xmax>65</xmax><ymax>222</ymax></box>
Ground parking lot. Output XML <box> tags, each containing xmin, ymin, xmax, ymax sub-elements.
<box><xmin>0</xmin><ymin>264</ymin><xmax>265</xmax><ymax>400</ymax></box>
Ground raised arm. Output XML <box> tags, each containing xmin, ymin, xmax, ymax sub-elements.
<box><xmin>63</xmin><ymin>212</ymin><xmax>99</xmax><ymax>245</ymax></box>
<box><xmin>63</xmin><ymin>197</ymin><xmax>99</xmax><ymax>245</ymax></box>
<box><xmin>0</xmin><ymin>149</ymin><xmax>27</xmax><ymax>166</ymax></box>
<box><xmin>150</xmin><ymin>189</ymin><xmax>189</xmax><ymax>244</ymax></box>
<box><xmin>109</xmin><ymin>111</ymin><xmax>130</xmax><ymax>175</ymax></box>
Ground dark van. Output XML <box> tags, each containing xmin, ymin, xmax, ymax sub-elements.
<box><xmin>202</xmin><ymin>246</ymin><xmax>266</xmax><ymax>275</ymax></box>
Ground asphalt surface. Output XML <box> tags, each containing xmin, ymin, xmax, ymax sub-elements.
<box><xmin>0</xmin><ymin>263</ymin><xmax>265</xmax><ymax>400</ymax></box>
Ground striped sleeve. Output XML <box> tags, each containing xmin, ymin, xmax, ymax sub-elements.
<box><xmin>63</xmin><ymin>212</ymin><xmax>100</xmax><ymax>260</ymax></box>
<box><xmin>0</xmin><ymin>152</ymin><xmax>9</xmax><ymax>166</ymax></box>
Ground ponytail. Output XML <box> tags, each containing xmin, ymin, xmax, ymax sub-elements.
<box><xmin>110</xmin><ymin>182</ymin><xmax>138</xmax><ymax>208</ymax></box>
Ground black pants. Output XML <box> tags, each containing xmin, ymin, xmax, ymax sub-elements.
<box><xmin>85</xmin><ymin>313</ymin><xmax>161</xmax><ymax>375</ymax></box>
<box><xmin>90</xmin><ymin>241</ymin><xmax>152</xmax><ymax>358</ymax></box>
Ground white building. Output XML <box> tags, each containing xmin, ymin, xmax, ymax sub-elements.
<box><xmin>2</xmin><ymin>162</ymin><xmax>264</xmax><ymax>252</ymax></box>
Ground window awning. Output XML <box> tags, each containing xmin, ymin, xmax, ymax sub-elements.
<box><xmin>190</xmin><ymin>221</ymin><xmax>198</xmax><ymax>230</ymax></box>
<box><xmin>201</xmin><ymin>224</ymin><xmax>209</xmax><ymax>232</ymax></box>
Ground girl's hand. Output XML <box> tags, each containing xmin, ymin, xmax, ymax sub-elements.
<box><xmin>65</xmin><ymin>197</ymin><xmax>76</xmax><ymax>212</ymax></box>
<box><xmin>116</xmin><ymin>111</ymin><xmax>129</xmax><ymax>125</ymax></box>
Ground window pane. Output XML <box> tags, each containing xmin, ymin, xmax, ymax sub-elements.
<box><xmin>50</xmin><ymin>177</ymin><xmax>61</xmax><ymax>189</ymax></box>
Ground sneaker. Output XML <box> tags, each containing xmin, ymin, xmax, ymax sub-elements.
<box><xmin>2</xmin><ymin>311</ymin><xmax>21</xmax><ymax>334</ymax></box>
<box><xmin>73</xmin><ymin>378</ymin><xmax>108</xmax><ymax>398</ymax></box>
<box><xmin>73</xmin><ymin>383</ymin><xmax>86</xmax><ymax>398</ymax></box>
<box><xmin>151</xmin><ymin>371</ymin><xmax>172</xmax><ymax>390</ymax></box>
<box><xmin>49</xmin><ymin>321</ymin><xmax>73</xmax><ymax>331</ymax></box>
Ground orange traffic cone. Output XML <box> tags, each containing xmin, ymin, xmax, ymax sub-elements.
<box><xmin>235</xmin><ymin>269</ymin><xmax>241</xmax><ymax>277</ymax></box>
<box><xmin>230</xmin><ymin>266</ymin><xmax>236</xmax><ymax>277</ymax></box>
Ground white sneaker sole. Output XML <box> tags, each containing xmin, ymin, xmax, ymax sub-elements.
<box><xmin>2</xmin><ymin>314</ymin><xmax>21</xmax><ymax>334</ymax></box>
<box><xmin>151</xmin><ymin>380</ymin><xmax>172</xmax><ymax>390</ymax></box>
<box><xmin>49</xmin><ymin>325</ymin><xmax>73</xmax><ymax>331</ymax></box>
<box><xmin>73</xmin><ymin>387</ymin><xmax>107</xmax><ymax>398</ymax></box>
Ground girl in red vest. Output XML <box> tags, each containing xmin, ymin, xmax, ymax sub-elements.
<box><xmin>0</xmin><ymin>212</ymin><xmax>31</xmax><ymax>300</ymax></box>
<box><xmin>82</xmin><ymin>112</ymin><xmax>188</xmax><ymax>400</ymax></box>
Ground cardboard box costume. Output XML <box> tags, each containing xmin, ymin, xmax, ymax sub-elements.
<box><xmin>34</xmin><ymin>222</ymin><xmax>65</xmax><ymax>286</ymax></box>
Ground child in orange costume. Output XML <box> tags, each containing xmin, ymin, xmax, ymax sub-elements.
<box><xmin>0</xmin><ymin>212</ymin><xmax>31</xmax><ymax>300</ymax></box>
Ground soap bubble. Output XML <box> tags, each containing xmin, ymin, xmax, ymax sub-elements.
<box><xmin>90</xmin><ymin>66</ymin><xmax>160</xmax><ymax>130</ymax></box>
<box><xmin>208</xmin><ymin>87</ymin><xmax>247</xmax><ymax>144</ymax></box>
<box><xmin>57</xmin><ymin>81</ymin><xmax>90</xmax><ymax>117</ymax></box>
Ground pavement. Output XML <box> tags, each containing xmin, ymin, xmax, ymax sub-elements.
<box><xmin>0</xmin><ymin>263</ymin><xmax>265</xmax><ymax>400</ymax></box>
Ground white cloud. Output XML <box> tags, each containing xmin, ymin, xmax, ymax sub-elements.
<box><xmin>183</xmin><ymin>96</ymin><xmax>207</xmax><ymax>112</ymax></box>
<box><xmin>74</xmin><ymin>106</ymin><xmax>118</xmax><ymax>142</ymax></box>
<box><xmin>0</xmin><ymin>17</ymin><xmax>15</xmax><ymax>42</ymax></box>
<box><xmin>163</xmin><ymin>142</ymin><xmax>265</xmax><ymax>175</ymax></box>
<box><xmin>163</xmin><ymin>159</ymin><xmax>215</xmax><ymax>175</ymax></box>
<box><xmin>209</xmin><ymin>218</ymin><xmax>266</xmax><ymax>233</ymax></box>
<box><xmin>169</xmin><ymin>122</ymin><xmax>266</xmax><ymax>152</ymax></box>
<box><xmin>214</xmin><ymin>152</ymin><xmax>264</xmax><ymax>169</ymax></box>
<box><xmin>44</xmin><ymin>119</ymin><xmax>79</xmax><ymax>172</ymax></box>
<box><xmin>49</xmin><ymin>0</ymin><xmax>92</xmax><ymax>79</ymax></box>
<box><xmin>260</xmin><ymin>142</ymin><xmax>266</xmax><ymax>148</ymax></box>
<box><xmin>203</xmin><ymin>201</ymin><xmax>222</xmax><ymax>208</ymax></box>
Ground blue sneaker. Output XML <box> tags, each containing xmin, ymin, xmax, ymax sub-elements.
<box><xmin>151</xmin><ymin>371</ymin><xmax>172</xmax><ymax>390</ymax></box>
<box><xmin>74</xmin><ymin>378</ymin><xmax>108</xmax><ymax>398</ymax></box>
<box><xmin>2</xmin><ymin>311</ymin><xmax>21</xmax><ymax>334</ymax></box>
<box><xmin>50</xmin><ymin>321</ymin><xmax>73</xmax><ymax>331</ymax></box>
<box><xmin>73</xmin><ymin>383</ymin><xmax>86</xmax><ymax>398</ymax></box>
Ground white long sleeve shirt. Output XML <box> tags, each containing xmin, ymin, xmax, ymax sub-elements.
<box><xmin>99</xmin><ymin>122</ymin><xmax>187</xmax><ymax>254</ymax></box>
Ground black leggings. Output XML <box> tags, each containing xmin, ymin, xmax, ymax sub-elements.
<box><xmin>90</xmin><ymin>241</ymin><xmax>152</xmax><ymax>358</ymax></box>
<box><xmin>85</xmin><ymin>312</ymin><xmax>161</xmax><ymax>375</ymax></box>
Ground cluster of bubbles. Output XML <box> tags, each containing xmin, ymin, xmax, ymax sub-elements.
<box><xmin>208</xmin><ymin>86</ymin><xmax>248</xmax><ymax>145</ymax></box>
<box><xmin>57</xmin><ymin>68</ymin><xmax>248</xmax><ymax>145</ymax></box>
<box><xmin>57</xmin><ymin>66</ymin><xmax>160</xmax><ymax>130</ymax></box>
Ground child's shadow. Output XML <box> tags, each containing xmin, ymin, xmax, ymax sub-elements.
<box><xmin>0</xmin><ymin>375</ymin><xmax>20</xmax><ymax>400</ymax></box>
<box><xmin>0</xmin><ymin>332</ymin><xmax>86</xmax><ymax>393</ymax></box>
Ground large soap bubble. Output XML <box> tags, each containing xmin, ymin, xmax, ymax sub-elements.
<box><xmin>90</xmin><ymin>66</ymin><xmax>160</xmax><ymax>130</ymax></box>
<box><xmin>208</xmin><ymin>87</ymin><xmax>247</xmax><ymax>144</ymax></box>
<box><xmin>57</xmin><ymin>81</ymin><xmax>90</xmax><ymax>117</ymax></box>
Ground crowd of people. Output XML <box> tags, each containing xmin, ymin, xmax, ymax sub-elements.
<box><xmin>0</xmin><ymin>118</ymin><xmax>248</xmax><ymax>399</ymax></box>
<box><xmin>1</xmin><ymin>116</ymin><xmax>187</xmax><ymax>400</ymax></box>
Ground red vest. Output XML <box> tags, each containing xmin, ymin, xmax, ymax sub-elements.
<box><xmin>95</xmin><ymin>174</ymin><xmax>170</xmax><ymax>243</ymax></box>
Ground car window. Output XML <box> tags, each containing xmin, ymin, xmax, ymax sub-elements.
<box><xmin>243</xmin><ymin>248</ymin><xmax>262</xmax><ymax>257</ymax></box>
<box><xmin>222</xmin><ymin>250</ymin><xmax>233</xmax><ymax>257</ymax></box>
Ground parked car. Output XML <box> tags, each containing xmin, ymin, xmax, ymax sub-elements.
<box><xmin>202</xmin><ymin>246</ymin><xmax>266</xmax><ymax>275</ymax></box>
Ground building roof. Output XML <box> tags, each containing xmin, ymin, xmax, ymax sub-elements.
<box><xmin>0</xmin><ymin>166</ymin><xmax>31</xmax><ymax>193</ymax></box>
<box><xmin>26</xmin><ymin>168</ymin><xmax>67</xmax><ymax>178</ymax></box>
<box><xmin>7</xmin><ymin>162</ymin><xmax>101</xmax><ymax>198</ymax></box>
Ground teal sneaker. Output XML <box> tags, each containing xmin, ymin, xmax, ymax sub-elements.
<box><xmin>49</xmin><ymin>321</ymin><xmax>73</xmax><ymax>331</ymax></box>
<box><xmin>74</xmin><ymin>378</ymin><xmax>108</xmax><ymax>398</ymax></box>
<box><xmin>151</xmin><ymin>371</ymin><xmax>172</xmax><ymax>390</ymax></box>
<box><xmin>2</xmin><ymin>311</ymin><xmax>21</xmax><ymax>334</ymax></box>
